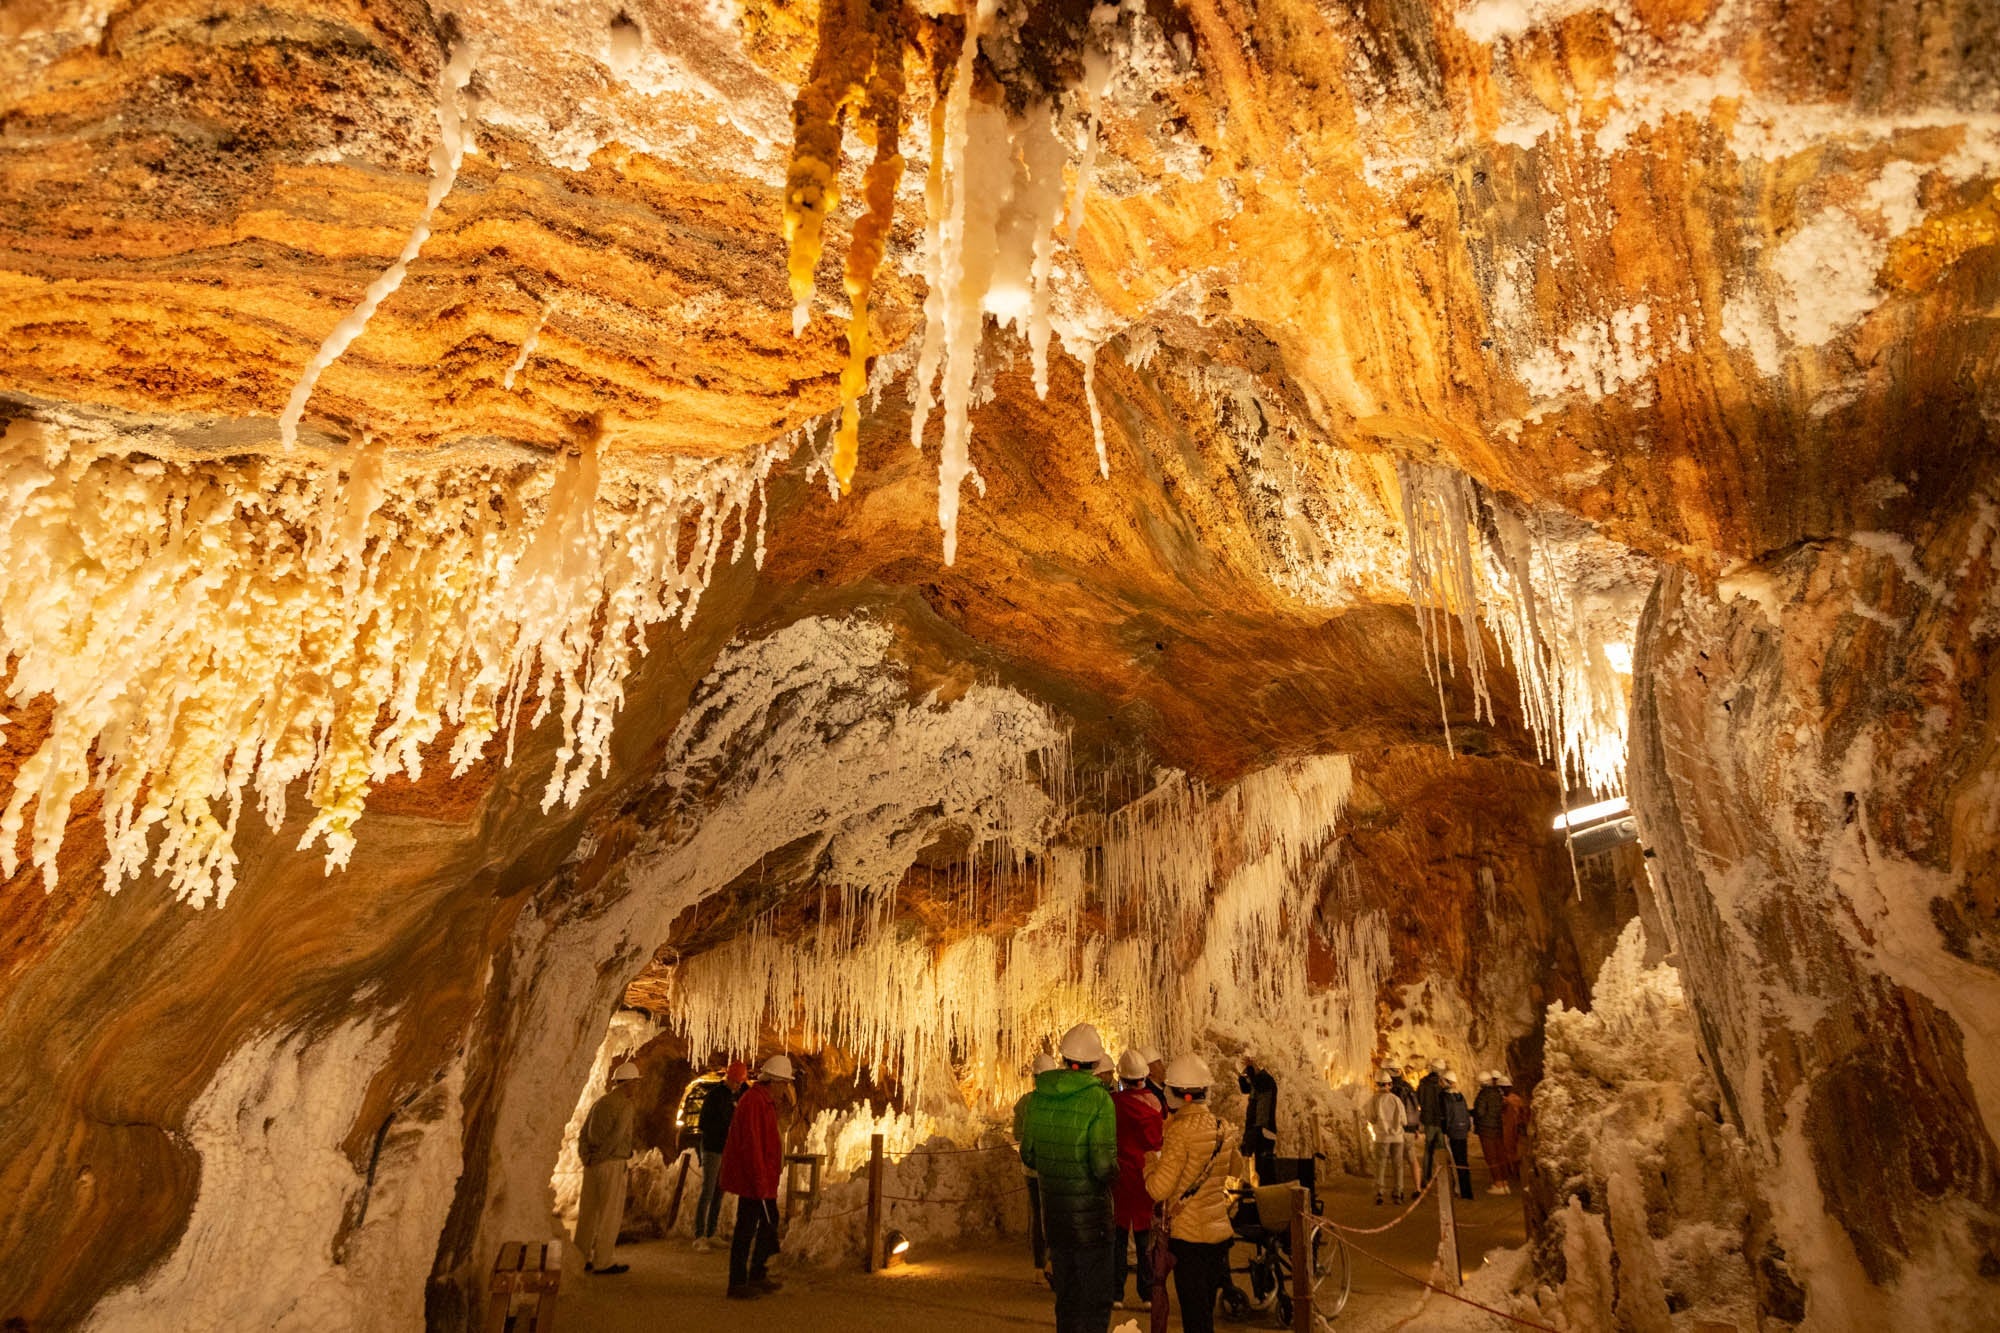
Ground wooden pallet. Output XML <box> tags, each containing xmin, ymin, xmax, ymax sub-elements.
<box><xmin>486</xmin><ymin>1240</ymin><xmax>561</xmax><ymax>1333</ymax></box>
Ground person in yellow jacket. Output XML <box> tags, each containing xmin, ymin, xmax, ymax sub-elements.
<box><xmin>1144</xmin><ymin>1055</ymin><xmax>1241</xmax><ymax>1333</ymax></box>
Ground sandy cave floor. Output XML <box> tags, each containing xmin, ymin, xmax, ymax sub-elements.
<box><xmin>555</xmin><ymin>1169</ymin><xmax>1530</xmax><ymax>1331</ymax></box>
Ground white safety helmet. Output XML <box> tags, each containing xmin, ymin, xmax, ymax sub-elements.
<box><xmin>1118</xmin><ymin>1048</ymin><xmax>1150</xmax><ymax>1081</ymax></box>
<box><xmin>1163</xmin><ymin>1054</ymin><xmax>1212</xmax><ymax>1098</ymax></box>
<box><xmin>1429</xmin><ymin>1057</ymin><xmax>1446</xmax><ymax>1072</ymax></box>
<box><xmin>758</xmin><ymin>1054</ymin><xmax>795</xmax><ymax>1083</ymax></box>
<box><xmin>1375</xmin><ymin>1071</ymin><xmax>1392</xmax><ymax>1086</ymax></box>
<box><xmin>1141</xmin><ymin>1048</ymin><xmax>1163</xmax><ymax>1065</ymax></box>
<box><xmin>1443</xmin><ymin>1070</ymin><xmax>1459</xmax><ymax>1089</ymax></box>
<box><xmin>1479</xmin><ymin>1071</ymin><xmax>1495</xmax><ymax>1086</ymax></box>
<box><xmin>610</xmin><ymin>1062</ymin><xmax>641</xmax><ymax>1083</ymax></box>
<box><xmin>1093</xmin><ymin>1055</ymin><xmax>1115</xmax><ymax>1076</ymax></box>
<box><xmin>1059</xmin><ymin>1022</ymin><xmax>1107</xmax><ymax>1066</ymax></box>
<box><xmin>1498</xmin><ymin>1074</ymin><xmax>1514</xmax><ymax>1088</ymax></box>
<box><xmin>1032</xmin><ymin>1052</ymin><xmax>1060</xmax><ymax>1075</ymax></box>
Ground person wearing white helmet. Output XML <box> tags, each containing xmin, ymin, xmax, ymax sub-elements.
<box><xmin>575</xmin><ymin>1060</ymin><xmax>644</xmax><ymax>1275</ymax></box>
<box><xmin>1110</xmin><ymin>1049</ymin><xmax>1164</xmax><ymax>1311</ymax></box>
<box><xmin>1015</xmin><ymin>1050</ymin><xmax>1061</xmax><ymax>1275</ymax></box>
<box><xmin>1019</xmin><ymin>1022</ymin><xmax>1118</xmax><ymax>1332</ymax></box>
<box><xmin>720</xmin><ymin>1054</ymin><xmax>796</xmax><ymax>1299</ymax></box>
<box><xmin>1145</xmin><ymin>1054</ymin><xmax>1239</xmax><ymax>1333</ymax></box>
<box><xmin>1416</xmin><ymin>1058</ymin><xmax>1447</xmax><ymax>1188</ymax></box>
<box><xmin>1236</xmin><ymin>1052</ymin><xmax>1279</xmax><ymax>1184</ymax></box>
<box><xmin>1142</xmin><ymin>1049</ymin><xmax>1169</xmax><ymax>1114</ymax></box>
<box><xmin>1369</xmin><ymin>1071</ymin><xmax>1409</xmax><ymax>1205</ymax></box>
<box><xmin>1440</xmin><ymin>1070</ymin><xmax>1474</xmax><ymax>1200</ymax></box>
<box><xmin>1473</xmin><ymin>1070</ymin><xmax>1509</xmax><ymax>1194</ymax></box>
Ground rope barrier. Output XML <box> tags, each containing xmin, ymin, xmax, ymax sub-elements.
<box><xmin>883</xmin><ymin>1183</ymin><xmax>1028</xmax><ymax>1205</ymax></box>
<box><xmin>896</xmin><ymin>1143</ymin><xmax>1017</xmax><ymax>1158</ymax></box>
<box><xmin>1312</xmin><ymin>1222</ymin><xmax>1559</xmax><ymax>1332</ymax></box>
<box><xmin>1313</xmin><ymin>1169</ymin><xmax>1438</xmax><ymax>1236</ymax></box>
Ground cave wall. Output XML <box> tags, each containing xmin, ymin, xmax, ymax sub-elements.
<box><xmin>1629</xmin><ymin>469</ymin><xmax>2000</xmax><ymax>1324</ymax></box>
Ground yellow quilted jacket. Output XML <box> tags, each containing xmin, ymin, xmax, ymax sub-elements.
<box><xmin>1145</xmin><ymin>1103</ymin><xmax>1241</xmax><ymax>1243</ymax></box>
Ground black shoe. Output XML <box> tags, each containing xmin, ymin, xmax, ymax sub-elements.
<box><xmin>1374</xmin><ymin>1193</ymin><xmax>1384</xmax><ymax>1205</ymax></box>
<box><xmin>593</xmin><ymin>1263</ymin><xmax>629</xmax><ymax>1276</ymax></box>
<box><xmin>727</xmin><ymin>1285</ymin><xmax>758</xmax><ymax>1300</ymax></box>
<box><xmin>752</xmin><ymin>1275</ymin><xmax>783</xmax><ymax>1294</ymax></box>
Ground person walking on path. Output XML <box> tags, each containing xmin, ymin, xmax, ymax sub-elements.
<box><xmin>1416</xmin><ymin>1058</ymin><xmax>1447</xmax><ymax>1186</ymax></box>
<box><xmin>1020</xmin><ymin>1022</ymin><xmax>1120</xmax><ymax>1333</ymax></box>
<box><xmin>720</xmin><ymin>1055</ymin><xmax>795</xmax><ymax>1300</ymax></box>
<box><xmin>1016</xmin><ymin>1051</ymin><xmax>1060</xmax><ymax>1274</ymax></box>
<box><xmin>1145</xmin><ymin>1055</ymin><xmax>1240</xmax><ymax>1333</ymax></box>
<box><xmin>575</xmin><ymin>1061</ymin><xmax>643</xmax><ymax>1275</ymax></box>
<box><xmin>693</xmin><ymin>1059</ymin><xmax>747</xmax><ymax>1250</ymax></box>
<box><xmin>1237</xmin><ymin>1056</ymin><xmax>1278</xmax><ymax>1184</ymax></box>
<box><xmin>1110</xmin><ymin>1049</ymin><xmax>1165</xmax><ymax>1311</ymax></box>
<box><xmin>1440</xmin><ymin>1071</ymin><xmax>1475</xmax><ymax>1201</ymax></box>
<box><xmin>1369</xmin><ymin>1072</ymin><xmax>1409</xmax><ymax>1204</ymax></box>
<box><xmin>1499</xmin><ymin>1074</ymin><xmax>1528</xmax><ymax>1188</ymax></box>
<box><xmin>1473</xmin><ymin>1071</ymin><xmax>1509</xmax><ymax>1195</ymax></box>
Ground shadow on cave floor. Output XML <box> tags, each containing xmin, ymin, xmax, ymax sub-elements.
<box><xmin>554</xmin><ymin>1172</ymin><xmax>1527</xmax><ymax>1330</ymax></box>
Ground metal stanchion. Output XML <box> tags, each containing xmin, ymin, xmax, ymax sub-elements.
<box><xmin>1290</xmin><ymin>1183</ymin><xmax>1312</xmax><ymax>1333</ymax></box>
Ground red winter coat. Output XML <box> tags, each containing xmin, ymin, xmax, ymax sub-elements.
<box><xmin>1111</xmin><ymin>1086</ymin><xmax>1165</xmax><ymax>1230</ymax></box>
<box><xmin>719</xmin><ymin>1082</ymin><xmax>782</xmax><ymax>1199</ymax></box>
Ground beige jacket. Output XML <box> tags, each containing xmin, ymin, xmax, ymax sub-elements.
<box><xmin>1145</xmin><ymin>1103</ymin><xmax>1240</xmax><ymax>1244</ymax></box>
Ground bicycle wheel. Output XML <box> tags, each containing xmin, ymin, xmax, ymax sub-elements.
<box><xmin>1309</xmin><ymin>1228</ymin><xmax>1352</xmax><ymax>1325</ymax></box>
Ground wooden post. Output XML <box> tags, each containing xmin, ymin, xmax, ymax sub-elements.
<box><xmin>1437</xmin><ymin>1161</ymin><xmax>1462</xmax><ymax>1290</ymax></box>
<box><xmin>663</xmin><ymin>1149</ymin><xmax>693</xmax><ymax>1232</ymax></box>
<box><xmin>1289</xmin><ymin>1183</ymin><xmax>1312</xmax><ymax>1333</ymax></box>
<box><xmin>864</xmin><ymin>1132</ymin><xmax>885</xmax><ymax>1273</ymax></box>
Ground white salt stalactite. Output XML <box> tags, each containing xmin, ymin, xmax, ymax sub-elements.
<box><xmin>503</xmin><ymin>303</ymin><xmax>549</xmax><ymax>391</ymax></box>
<box><xmin>277</xmin><ymin>44</ymin><xmax>478</xmax><ymax>448</ymax></box>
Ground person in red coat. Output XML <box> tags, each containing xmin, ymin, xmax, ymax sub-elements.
<box><xmin>720</xmin><ymin>1054</ymin><xmax>794</xmax><ymax>1300</ymax></box>
<box><xmin>1111</xmin><ymin>1049</ymin><xmax>1166</xmax><ymax>1311</ymax></box>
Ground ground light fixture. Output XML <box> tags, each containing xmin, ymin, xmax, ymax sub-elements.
<box><xmin>884</xmin><ymin>1229</ymin><xmax>911</xmax><ymax>1268</ymax></box>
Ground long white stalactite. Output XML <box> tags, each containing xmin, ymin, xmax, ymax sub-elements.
<box><xmin>277</xmin><ymin>44</ymin><xmax>477</xmax><ymax>449</ymax></box>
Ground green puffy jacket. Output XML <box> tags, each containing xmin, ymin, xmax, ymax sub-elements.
<box><xmin>1018</xmin><ymin>1068</ymin><xmax>1118</xmax><ymax>1245</ymax></box>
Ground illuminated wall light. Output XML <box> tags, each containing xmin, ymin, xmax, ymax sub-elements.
<box><xmin>1552</xmin><ymin>795</ymin><xmax>1631</xmax><ymax>831</ymax></box>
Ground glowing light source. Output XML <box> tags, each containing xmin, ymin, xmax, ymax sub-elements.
<box><xmin>1552</xmin><ymin>796</ymin><xmax>1631</xmax><ymax>831</ymax></box>
<box><xmin>885</xmin><ymin>1229</ymin><xmax>911</xmax><ymax>1266</ymax></box>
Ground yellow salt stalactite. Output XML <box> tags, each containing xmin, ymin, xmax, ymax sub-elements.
<box><xmin>831</xmin><ymin>25</ymin><xmax>907</xmax><ymax>491</ymax></box>
<box><xmin>783</xmin><ymin>0</ymin><xmax>879</xmax><ymax>336</ymax></box>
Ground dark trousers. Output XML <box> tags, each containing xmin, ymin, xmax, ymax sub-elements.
<box><xmin>1049</xmin><ymin>1240</ymin><xmax>1114</xmax><ymax>1333</ymax></box>
<box><xmin>1169</xmin><ymin>1237</ymin><xmax>1230</xmax><ymax>1333</ymax></box>
<box><xmin>728</xmin><ymin>1195</ymin><xmax>779</xmax><ymax>1289</ymax></box>
<box><xmin>696</xmin><ymin>1150</ymin><xmax>725</xmax><ymax>1238</ymax></box>
<box><xmin>1448</xmin><ymin>1136</ymin><xmax>1473</xmax><ymax>1199</ymax></box>
<box><xmin>1252</xmin><ymin>1150</ymin><xmax>1277</xmax><ymax>1184</ymax></box>
<box><xmin>1112</xmin><ymin>1226</ymin><xmax>1152</xmax><ymax>1302</ymax></box>
<box><xmin>1027</xmin><ymin>1175</ymin><xmax>1047</xmax><ymax>1269</ymax></box>
<box><xmin>1420</xmin><ymin>1125</ymin><xmax>1447</xmax><ymax>1183</ymax></box>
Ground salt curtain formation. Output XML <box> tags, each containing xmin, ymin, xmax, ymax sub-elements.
<box><xmin>0</xmin><ymin>419</ymin><xmax>779</xmax><ymax>903</ymax></box>
<box><xmin>1397</xmin><ymin>459</ymin><xmax>1649</xmax><ymax>797</ymax></box>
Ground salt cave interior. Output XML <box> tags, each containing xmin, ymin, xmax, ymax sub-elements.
<box><xmin>2</xmin><ymin>0</ymin><xmax>1998</xmax><ymax>1329</ymax></box>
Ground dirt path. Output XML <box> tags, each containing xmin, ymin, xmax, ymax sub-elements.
<box><xmin>555</xmin><ymin>1161</ymin><xmax>1529</xmax><ymax>1331</ymax></box>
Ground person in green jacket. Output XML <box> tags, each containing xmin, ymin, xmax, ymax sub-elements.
<box><xmin>1019</xmin><ymin>1022</ymin><xmax>1119</xmax><ymax>1333</ymax></box>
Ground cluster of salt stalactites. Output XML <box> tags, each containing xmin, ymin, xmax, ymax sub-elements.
<box><xmin>0</xmin><ymin>418</ymin><xmax>780</xmax><ymax>905</ymax></box>
<box><xmin>1395</xmin><ymin>459</ymin><xmax>1648</xmax><ymax>797</ymax></box>
<box><xmin>658</xmin><ymin>753</ymin><xmax>1389</xmax><ymax>1110</ymax></box>
<box><xmin>784</xmin><ymin>0</ymin><xmax>1115</xmax><ymax>561</ymax></box>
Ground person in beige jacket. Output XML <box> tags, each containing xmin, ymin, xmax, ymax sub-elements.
<box><xmin>1145</xmin><ymin>1055</ymin><xmax>1240</xmax><ymax>1333</ymax></box>
<box><xmin>575</xmin><ymin>1061</ymin><xmax>643</xmax><ymax>1275</ymax></box>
